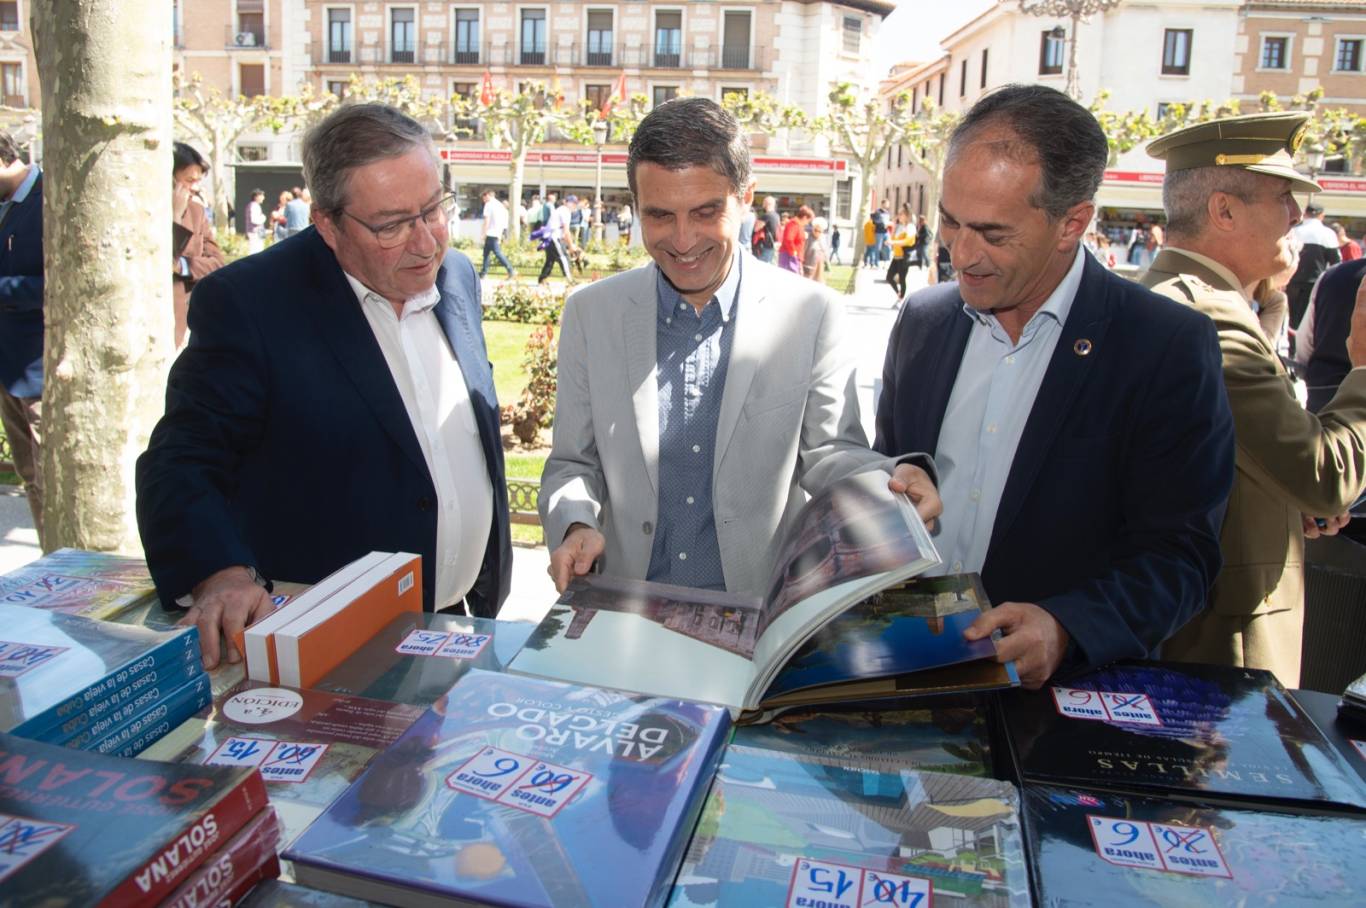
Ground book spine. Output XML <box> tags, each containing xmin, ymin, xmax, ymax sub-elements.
<box><xmin>11</xmin><ymin>627</ymin><xmax>201</xmax><ymax>738</ymax></box>
<box><xmin>25</xmin><ymin>655</ymin><xmax>201</xmax><ymax>746</ymax></box>
<box><xmin>100</xmin><ymin>769</ymin><xmax>269</xmax><ymax>907</ymax></box>
<box><xmin>86</xmin><ymin>673</ymin><xmax>213</xmax><ymax>758</ymax></box>
<box><xmin>159</xmin><ymin>808</ymin><xmax>282</xmax><ymax>908</ymax></box>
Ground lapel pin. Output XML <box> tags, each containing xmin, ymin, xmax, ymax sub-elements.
<box><xmin>1073</xmin><ymin>338</ymin><xmax>1093</xmax><ymax>357</ymax></box>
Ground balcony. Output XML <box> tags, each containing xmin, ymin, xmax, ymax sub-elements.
<box><xmin>225</xmin><ymin>25</ymin><xmax>266</xmax><ymax>50</ymax></box>
<box><xmin>720</xmin><ymin>45</ymin><xmax>750</xmax><ymax>69</ymax></box>
<box><xmin>326</xmin><ymin>47</ymin><xmax>351</xmax><ymax>64</ymax></box>
<box><xmin>520</xmin><ymin>48</ymin><xmax>546</xmax><ymax>65</ymax></box>
<box><xmin>585</xmin><ymin>48</ymin><xmax>613</xmax><ymax>67</ymax></box>
<box><xmin>653</xmin><ymin>49</ymin><xmax>682</xmax><ymax>68</ymax></box>
<box><xmin>453</xmin><ymin>47</ymin><xmax>480</xmax><ymax>65</ymax></box>
<box><xmin>390</xmin><ymin>48</ymin><xmax>416</xmax><ymax>64</ymax></box>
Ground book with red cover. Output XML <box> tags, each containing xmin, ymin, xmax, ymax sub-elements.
<box><xmin>0</xmin><ymin>730</ymin><xmax>269</xmax><ymax>906</ymax></box>
<box><xmin>161</xmin><ymin>806</ymin><xmax>282</xmax><ymax>908</ymax></box>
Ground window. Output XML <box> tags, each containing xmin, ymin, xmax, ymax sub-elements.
<box><xmin>937</xmin><ymin>72</ymin><xmax>944</xmax><ymax>106</ymax></box>
<box><xmin>452</xmin><ymin>81</ymin><xmax>480</xmax><ymax>133</ymax></box>
<box><xmin>327</xmin><ymin>9</ymin><xmax>350</xmax><ymax>63</ymax></box>
<box><xmin>454</xmin><ymin>9</ymin><xmax>479</xmax><ymax>64</ymax></box>
<box><xmin>239</xmin><ymin>63</ymin><xmax>265</xmax><ymax>98</ymax></box>
<box><xmin>652</xmin><ymin>85</ymin><xmax>678</xmax><ymax>108</ymax></box>
<box><xmin>0</xmin><ymin>2</ymin><xmax>17</xmax><ymax>31</ymax></box>
<box><xmin>720</xmin><ymin>86</ymin><xmax>748</xmax><ymax>104</ymax></box>
<box><xmin>654</xmin><ymin>11</ymin><xmax>681</xmax><ymax>68</ymax></box>
<box><xmin>391</xmin><ymin>8</ymin><xmax>415</xmax><ymax>63</ymax></box>
<box><xmin>236</xmin><ymin>0</ymin><xmax>264</xmax><ymax>46</ymax></box>
<box><xmin>1156</xmin><ymin>101</ymin><xmax>1182</xmax><ymax>120</ymax></box>
<box><xmin>1040</xmin><ymin>30</ymin><xmax>1064</xmax><ymax>75</ymax></box>
<box><xmin>521</xmin><ymin>9</ymin><xmax>546</xmax><ymax>65</ymax></box>
<box><xmin>1</xmin><ymin>63</ymin><xmax>21</xmax><ymax>106</ymax></box>
<box><xmin>1162</xmin><ymin>28</ymin><xmax>1192</xmax><ymax>75</ymax></box>
<box><xmin>842</xmin><ymin>16</ymin><xmax>860</xmax><ymax>54</ymax></box>
<box><xmin>586</xmin><ymin>9</ymin><xmax>612</xmax><ymax>66</ymax></box>
<box><xmin>722</xmin><ymin>11</ymin><xmax>751</xmax><ymax>69</ymax></box>
<box><xmin>1260</xmin><ymin>36</ymin><xmax>1289</xmax><ymax>70</ymax></box>
<box><xmin>836</xmin><ymin>178</ymin><xmax>852</xmax><ymax>220</ymax></box>
<box><xmin>1336</xmin><ymin>38</ymin><xmax>1363</xmax><ymax>73</ymax></box>
<box><xmin>237</xmin><ymin>144</ymin><xmax>268</xmax><ymax>162</ymax></box>
<box><xmin>980</xmin><ymin>48</ymin><xmax>989</xmax><ymax>88</ymax></box>
<box><xmin>959</xmin><ymin>58</ymin><xmax>967</xmax><ymax>97</ymax></box>
<box><xmin>585</xmin><ymin>83</ymin><xmax>612</xmax><ymax>112</ymax></box>
<box><xmin>326</xmin><ymin>79</ymin><xmax>348</xmax><ymax>99</ymax></box>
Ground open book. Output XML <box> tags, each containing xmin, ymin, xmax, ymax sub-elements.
<box><xmin>510</xmin><ymin>470</ymin><xmax>1012</xmax><ymax>713</ymax></box>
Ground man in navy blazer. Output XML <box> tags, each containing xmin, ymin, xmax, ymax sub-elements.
<box><xmin>0</xmin><ymin>132</ymin><xmax>45</xmax><ymax>542</ymax></box>
<box><xmin>876</xmin><ymin>86</ymin><xmax>1235</xmax><ymax>687</ymax></box>
<box><xmin>138</xmin><ymin>105</ymin><xmax>511</xmax><ymax>669</ymax></box>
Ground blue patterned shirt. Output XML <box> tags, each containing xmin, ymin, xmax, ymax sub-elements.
<box><xmin>646</xmin><ymin>254</ymin><xmax>743</xmax><ymax>589</ymax></box>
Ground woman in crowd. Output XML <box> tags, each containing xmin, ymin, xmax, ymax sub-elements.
<box><xmin>885</xmin><ymin>205</ymin><xmax>913</xmax><ymax>300</ymax></box>
<box><xmin>803</xmin><ymin>217</ymin><xmax>829</xmax><ymax>283</ymax></box>
<box><xmin>779</xmin><ymin>205</ymin><xmax>812</xmax><ymax>274</ymax></box>
<box><xmin>270</xmin><ymin>190</ymin><xmax>293</xmax><ymax>242</ymax></box>
<box><xmin>246</xmin><ymin>189</ymin><xmax>267</xmax><ymax>254</ymax></box>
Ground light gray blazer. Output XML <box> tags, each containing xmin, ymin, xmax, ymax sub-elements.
<box><xmin>540</xmin><ymin>255</ymin><xmax>896</xmax><ymax>597</ymax></box>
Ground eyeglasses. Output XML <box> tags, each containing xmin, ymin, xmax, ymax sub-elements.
<box><xmin>340</xmin><ymin>193</ymin><xmax>458</xmax><ymax>249</ymax></box>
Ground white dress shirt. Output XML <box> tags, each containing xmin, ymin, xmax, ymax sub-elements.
<box><xmin>347</xmin><ymin>273</ymin><xmax>493</xmax><ymax>610</ymax></box>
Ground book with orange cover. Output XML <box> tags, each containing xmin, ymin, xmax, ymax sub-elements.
<box><xmin>274</xmin><ymin>553</ymin><xmax>422</xmax><ymax>690</ymax></box>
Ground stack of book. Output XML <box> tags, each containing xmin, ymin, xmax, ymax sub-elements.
<box><xmin>0</xmin><ymin>548</ymin><xmax>157</xmax><ymax>619</ymax></box>
<box><xmin>1340</xmin><ymin>670</ymin><xmax>1366</xmax><ymax>723</ymax></box>
<box><xmin>1002</xmin><ymin>661</ymin><xmax>1366</xmax><ymax>904</ymax></box>
<box><xmin>284</xmin><ymin>668</ymin><xmax>731</xmax><ymax>907</ymax></box>
<box><xmin>0</xmin><ymin>603</ymin><xmax>211</xmax><ymax>756</ymax></box>
<box><xmin>0</xmin><ymin>730</ymin><xmax>278</xmax><ymax>906</ymax></box>
<box><xmin>240</xmin><ymin>551</ymin><xmax>422</xmax><ymax>689</ymax></box>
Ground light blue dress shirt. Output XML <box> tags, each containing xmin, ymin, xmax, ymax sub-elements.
<box><xmin>646</xmin><ymin>254</ymin><xmax>743</xmax><ymax>589</ymax></box>
<box><xmin>931</xmin><ymin>246</ymin><xmax>1086</xmax><ymax>576</ymax></box>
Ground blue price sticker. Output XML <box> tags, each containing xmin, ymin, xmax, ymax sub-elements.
<box><xmin>434</xmin><ymin>632</ymin><xmax>492</xmax><ymax>660</ymax></box>
<box><xmin>860</xmin><ymin>871</ymin><xmax>931</xmax><ymax>907</ymax></box>
<box><xmin>0</xmin><ymin>641</ymin><xmax>68</xmax><ymax>679</ymax></box>
<box><xmin>0</xmin><ymin>813</ymin><xmax>75</xmax><ymax>883</ymax></box>
<box><xmin>395</xmin><ymin>629</ymin><xmax>452</xmax><ymax>656</ymax></box>
<box><xmin>497</xmin><ymin>760</ymin><xmax>593</xmax><ymax>817</ymax></box>
<box><xmin>787</xmin><ymin>858</ymin><xmax>861</xmax><ymax>908</ymax></box>
<box><xmin>206</xmin><ymin>735</ymin><xmax>272</xmax><ymax>769</ymax></box>
<box><xmin>447</xmin><ymin>746</ymin><xmax>531</xmax><ymax>800</ymax></box>
<box><xmin>1051</xmin><ymin>687</ymin><xmax>1108</xmax><ymax>721</ymax></box>
<box><xmin>1099</xmin><ymin>691</ymin><xmax>1162</xmax><ymax>727</ymax></box>
<box><xmin>1150</xmin><ymin>822</ymin><xmax>1232</xmax><ymax>878</ymax></box>
<box><xmin>259</xmin><ymin>741</ymin><xmax>329</xmax><ymax>783</ymax></box>
<box><xmin>1089</xmin><ymin>815</ymin><xmax>1231</xmax><ymax>878</ymax></box>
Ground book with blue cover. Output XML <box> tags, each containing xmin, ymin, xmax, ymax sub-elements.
<box><xmin>668</xmin><ymin>744</ymin><xmax>1031</xmax><ymax>907</ymax></box>
<box><xmin>1022</xmin><ymin>784</ymin><xmax>1366</xmax><ymax>907</ymax></box>
<box><xmin>311</xmin><ymin>612</ymin><xmax>534</xmax><ymax>708</ymax></box>
<box><xmin>0</xmin><ymin>547</ymin><xmax>158</xmax><ymax>618</ymax></box>
<box><xmin>0</xmin><ymin>602</ymin><xmax>201</xmax><ymax>742</ymax></box>
<box><xmin>284</xmin><ymin>668</ymin><xmax>731</xmax><ymax>907</ymax></box>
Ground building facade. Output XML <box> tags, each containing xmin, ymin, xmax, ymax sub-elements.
<box><xmin>0</xmin><ymin>0</ymin><xmax>37</xmax><ymax>112</ymax></box>
<box><xmin>1235</xmin><ymin>0</ymin><xmax>1366</xmax><ymax>121</ymax></box>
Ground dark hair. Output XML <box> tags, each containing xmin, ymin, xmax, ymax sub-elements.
<box><xmin>251</xmin><ymin>188</ymin><xmax>264</xmax><ymax>198</ymax></box>
<box><xmin>0</xmin><ymin>132</ymin><xmax>22</xmax><ymax>166</ymax></box>
<box><xmin>627</xmin><ymin>97</ymin><xmax>751</xmax><ymax>197</ymax></box>
<box><xmin>797</xmin><ymin>204</ymin><xmax>814</xmax><ymax>220</ymax></box>
<box><xmin>948</xmin><ymin>84</ymin><xmax>1107</xmax><ymax>220</ymax></box>
<box><xmin>172</xmin><ymin>142</ymin><xmax>207</xmax><ymax>175</ymax></box>
<box><xmin>302</xmin><ymin>103</ymin><xmax>432</xmax><ymax>212</ymax></box>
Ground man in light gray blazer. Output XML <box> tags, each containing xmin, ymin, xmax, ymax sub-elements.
<box><xmin>541</xmin><ymin>98</ymin><xmax>939</xmax><ymax>595</ymax></box>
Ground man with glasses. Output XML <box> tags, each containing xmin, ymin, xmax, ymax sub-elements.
<box><xmin>138</xmin><ymin>104</ymin><xmax>512</xmax><ymax>670</ymax></box>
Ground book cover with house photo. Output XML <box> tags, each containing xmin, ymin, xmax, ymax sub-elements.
<box><xmin>509</xmin><ymin>470</ymin><xmax>953</xmax><ymax>712</ymax></box>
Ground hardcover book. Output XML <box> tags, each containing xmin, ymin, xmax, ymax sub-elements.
<box><xmin>1022</xmin><ymin>784</ymin><xmax>1366</xmax><ymax>907</ymax></box>
<box><xmin>238</xmin><ymin>880</ymin><xmax>385</xmax><ymax>906</ymax></box>
<box><xmin>0</xmin><ymin>548</ymin><xmax>157</xmax><ymax>619</ymax></box>
<box><xmin>139</xmin><ymin>680</ymin><xmax>424</xmax><ymax>848</ymax></box>
<box><xmin>1287</xmin><ymin>688</ymin><xmax>1366</xmax><ymax>788</ymax></box>
<box><xmin>1002</xmin><ymin>661</ymin><xmax>1366</xmax><ymax>813</ymax></box>
<box><xmin>731</xmin><ymin>694</ymin><xmax>991</xmax><ymax>776</ymax></box>
<box><xmin>509</xmin><ymin>471</ymin><xmax>972</xmax><ymax>712</ymax></box>
<box><xmin>284</xmin><ymin>668</ymin><xmax>731</xmax><ymax>908</ymax></box>
<box><xmin>0</xmin><ymin>602</ymin><xmax>201</xmax><ymax>742</ymax></box>
<box><xmin>160</xmin><ymin>805</ymin><xmax>282</xmax><ymax>908</ymax></box>
<box><xmin>311</xmin><ymin>613</ymin><xmax>535</xmax><ymax>707</ymax></box>
<box><xmin>0</xmin><ymin>729</ymin><xmax>270</xmax><ymax>906</ymax></box>
<box><xmin>667</xmin><ymin>744</ymin><xmax>1031</xmax><ymax>907</ymax></box>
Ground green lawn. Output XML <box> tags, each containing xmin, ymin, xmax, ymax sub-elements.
<box><xmin>485</xmin><ymin>321</ymin><xmax>538</xmax><ymax>405</ymax></box>
<box><xmin>825</xmin><ymin>263</ymin><xmax>856</xmax><ymax>292</ymax></box>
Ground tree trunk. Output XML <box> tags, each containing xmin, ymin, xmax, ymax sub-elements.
<box><xmin>33</xmin><ymin>0</ymin><xmax>173</xmax><ymax>553</ymax></box>
<box><xmin>845</xmin><ymin>181</ymin><xmax>873</xmax><ymax>295</ymax></box>
<box><xmin>508</xmin><ymin>146</ymin><xmax>526</xmax><ymax>243</ymax></box>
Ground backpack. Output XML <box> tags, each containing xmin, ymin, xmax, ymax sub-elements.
<box><xmin>751</xmin><ymin>219</ymin><xmax>767</xmax><ymax>255</ymax></box>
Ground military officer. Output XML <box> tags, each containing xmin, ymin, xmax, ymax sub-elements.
<box><xmin>1141</xmin><ymin>112</ymin><xmax>1366</xmax><ymax>686</ymax></box>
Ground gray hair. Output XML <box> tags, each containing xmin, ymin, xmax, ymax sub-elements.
<box><xmin>627</xmin><ymin>97</ymin><xmax>751</xmax><ymax>197</ymax></box>
<box><xmin>302</xmin><ymin>103</ymin><xmax>434</xmax><ymax>213</ymax></box>
<box><xmin>948</xmin><ymin>84</ymin><xmax>1107</xmax><ymax>221</ymax></box>
<box><xmin>1162</xmin><ymin>166</ymin><xmax>1265</xmax><ymax>238</ymax></box>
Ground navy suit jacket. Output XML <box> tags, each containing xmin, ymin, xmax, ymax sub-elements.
<box><xmin>875</xmin><ymin>252</ymin><xmax>1235</xmax><ymax>671</ymax></box>
<box><xmin>0</xmin><ymin>170</ymin><xmax>44</xmax><ymax>398</ymax></box>
<box><xmin>137</xmin><ymin>228</ymin><xmax>512</xmax><ymax>616</ymax></box>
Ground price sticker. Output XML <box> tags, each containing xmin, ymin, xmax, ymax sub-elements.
<box><xmin>860</xmin><ymin>870</ymin><xmax>931</xmax><ymax>907</ymax></box>
<box><xmin>207</xmin><ymin>735</ymin><xmax>272</xmax><ymax>768</ymax></box>
<box><xmin>496</xmin><ymin>759</ymin><xmax>593</xmax><ymax>818</ymax></box>
<box><xmin>395</xmin><ymin>629</ymin><xmax>452</xmax><ymax>656</ymax></box>
<box><xmin>1150</xmin><ymin>822</ymin><xmax>1231</xmax><ymax>878</ymax></box>
<box><xmin>0</xmin><ymin>813</ymin><xmax>75</xmax><ymax>883</ymax></box>
<box><xmin>434</xmin><ymin>632</ymin><xmax>492</xmax><ymax>660</ymax></box>
<box><xmin>1088</xmin><ymin>815</ymin><xmax>1164</xmax><ymax>871</ymax></box>
<box><xmin>259</xmin><ymin>741</ymin><xmax>329</xmax><ymax>783</ymax></box>
<box><xmin>787</xmin><ymin>858</ymin><xmax>862</xmax><ymax>908</ymax></box>
<box><xmin>1100</xmin><ymin>692</ymin><xmax>1162</xmax><ymax>727</ymax></box>
<box><xmin>1052</xmin><ymin>687</ymin><xmax>1109</xmax><ymax>721</ymax></box>
<box><xmin>0</xmin><ymin>641</ymin><xmax>67</xmax><ymax>679</ymax></box>
<box><xmin>447</xmin><ymin>746</ymin><xmax>531</xmax><ymax>800</ymax></box>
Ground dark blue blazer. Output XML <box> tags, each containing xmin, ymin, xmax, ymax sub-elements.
<box><xmin>0</xmin><ymin>169</ymin><xmax>44</xmax><ymax>397</ymax></box>
<box><xmin>875</xmin><ymin>253</ymin><xmax>1235</xmax><ymax>671</ymax></box>
<box><xmin>137</xmin><ymin>229</ymin><xmax>512</xmax><ymax>616</ymax></box>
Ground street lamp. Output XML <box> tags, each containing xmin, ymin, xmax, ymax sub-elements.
<box><xmin>591</xmin><ymin>117</ymin><xmax>608</xmax><ymax>245</ymax></box>
<box><xmin>1018</xmin><ymin>0</ymin><xmax>1123</xmax><ymax>101</ymax></box>
<box><xmin>1302</xmin><ymin>140</ymin><xmax>1326</xmax><ymax>211</ymax></box>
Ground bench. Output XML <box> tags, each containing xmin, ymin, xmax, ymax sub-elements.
<box><xmin>507</xmin><ymin>478</ymin><xmax>544</xmax><ymax>546</ymax></box>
